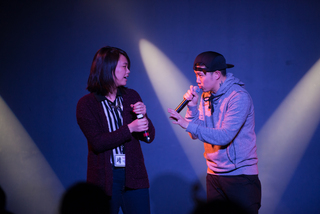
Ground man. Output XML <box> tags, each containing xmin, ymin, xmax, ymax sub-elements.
<box><xmin>168</xmin><ymin>51</ymin><xmax>261</xmax><ymax>214</ymax></box>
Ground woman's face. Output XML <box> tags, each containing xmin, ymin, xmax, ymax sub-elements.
<box><xmin>114</xmin><ymin>54</ymin><xmax>130</xmax><ymax>87</ymax></box>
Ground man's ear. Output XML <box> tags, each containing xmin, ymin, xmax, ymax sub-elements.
<box><xmin>213</xmin><ymin>70</ymin><xmax>222</xmax><ymax>80</ymax></box>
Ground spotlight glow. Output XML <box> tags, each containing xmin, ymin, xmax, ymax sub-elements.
<box><xmin>257</xmin><ymin>59</ymin><xmax>320</xmax><ymax>213</ymax></box>
<box><xmin>139</xmin><ymin>39</ymin><xmax>207</xmax><ymax>187</ymax></box>
<box><xmin>0</xmin><ymin>97</ymin><xmax>64</xmax><ymax>214</ymax></box>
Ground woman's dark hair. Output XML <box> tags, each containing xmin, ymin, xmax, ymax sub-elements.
<box><xmin>86</xmin><ymin>46</ymin><xmax>130</xmax><ymax>95</ymax></box>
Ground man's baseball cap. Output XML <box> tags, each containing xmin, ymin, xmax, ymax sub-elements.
<box><xmin>193</xmin><ymin>51</ymin><xmax>234</xmax><ymax>72</ymax></box>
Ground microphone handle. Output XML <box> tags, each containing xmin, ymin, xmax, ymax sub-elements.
<box><xmin>174</xmin><ymin>86</ymin><xmax>200</xmax><ymax>113</ymax></box>
<box><xmin>137</xmin><ymin>114</ymin><xmax>151</xmax><ymax>142</ymax></box>
<box><xmin>175</xmin><ymin>99</ymin><xmax>189</xmax><ymax>113</ymax></box>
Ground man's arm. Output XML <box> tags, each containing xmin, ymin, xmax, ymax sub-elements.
<box><xmin>186</xmin><ymin>91</ymin><xmax>252</xmax><ymax>146</ymax></box>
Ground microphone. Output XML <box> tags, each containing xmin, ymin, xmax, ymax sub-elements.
<box><xmin>136</xmin><ymin>113</ymin><xmax>151</xmax><ymax>142</ymax></box>
<box><xmin>175</xmin><ymin>86</ymin><xmax>200</xmax><ymax>113</ymax></box>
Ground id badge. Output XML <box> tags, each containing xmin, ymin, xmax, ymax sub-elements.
<box><xmin>114</xmin><ymin>154</ymin><xmax>125</xmax><ymax>167</ymax></box>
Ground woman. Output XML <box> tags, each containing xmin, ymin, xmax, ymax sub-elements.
<box><xmin>76</xmin><ymin>46</ymin><xmax>155</xmax><ymax>214</ymax></box>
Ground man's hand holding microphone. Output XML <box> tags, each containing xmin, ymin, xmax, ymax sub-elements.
<box><xmin>167</xmin><ymin>85</ymin><xmax>199</xmax><ymax>129</ymax></box>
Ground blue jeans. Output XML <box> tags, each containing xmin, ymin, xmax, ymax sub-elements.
<box><xmin>206</xmin><ymin>174</ymin><xmax>261</xmax><ymax>214</ymax></box>
<box><xmin>109</xmin><ymin>167</ymin><xmax>150</xmax><ymax>214</ymax></box>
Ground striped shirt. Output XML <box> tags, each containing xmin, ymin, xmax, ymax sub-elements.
<box><xmin>100</xmin><ymin>94</ymin><xmax>125</xmax><ymax>167</ymax></box>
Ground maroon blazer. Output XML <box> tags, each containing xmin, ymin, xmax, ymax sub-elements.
<box><xmin>76</xmin><ymin>88</ymin><xmax>155</xmax><ymax>196</ymax></box>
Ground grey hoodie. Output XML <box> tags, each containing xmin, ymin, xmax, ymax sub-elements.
<box><xmin>186</xmin><ymin>73</ymin><xmax>258</xmax><ymax>175</ymax></box>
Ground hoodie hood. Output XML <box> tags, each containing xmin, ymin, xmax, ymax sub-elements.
<box><xmin>215</xmin><ymin>73</ymin><xmax>244</xmax><ymax>96</ymax></box>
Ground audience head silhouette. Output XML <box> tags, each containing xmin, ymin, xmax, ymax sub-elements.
<box><xmin>59</xmin><ymin>182</ymin><xmax>109</xmax><ymax>214</ymax></box>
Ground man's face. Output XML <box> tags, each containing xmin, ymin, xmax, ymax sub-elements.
<box><xmin>194</xmin><ymin>65</ymin><xmax>217</xmax><ymax>93</ymax></box>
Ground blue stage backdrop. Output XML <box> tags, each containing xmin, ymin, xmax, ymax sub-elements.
<box><xmin>1</xmin><ymin>1</ymin><xmax>320</xmax><ymax>214</ymax></box>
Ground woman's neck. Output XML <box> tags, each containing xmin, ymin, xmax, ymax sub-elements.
<box><xmin>105</xmin><ymin>88</ymin><xmax>117</xmax><ymax>102</ymax></box>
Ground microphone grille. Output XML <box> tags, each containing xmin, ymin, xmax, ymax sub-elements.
<box><xmin>194</xmin><ymin>86</ymin><xmax>200</xmax><ymax>94</ymax></box>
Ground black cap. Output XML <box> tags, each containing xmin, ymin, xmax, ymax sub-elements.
<box><xmin>193</xmin><ymin>51</ymin><xmax>234</xmax><ymax>72</ymax></box>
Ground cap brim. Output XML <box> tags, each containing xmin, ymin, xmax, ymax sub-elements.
<box><xmin>227</xmin><ymin>64</ymin><xmax>234</xmax><ymax>68</ymax></box>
